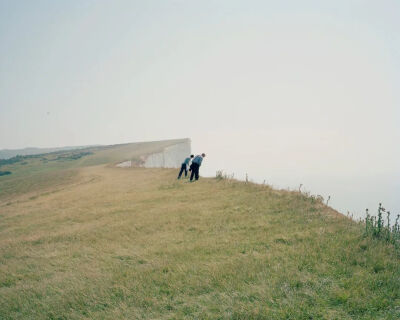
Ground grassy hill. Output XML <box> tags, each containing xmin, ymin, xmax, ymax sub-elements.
<box><xmin>0</xmin><ymin>142</ymin><xmax>399</xmax><ymax>319</ymax></box>
<box><xmin>0</xmin><ymin>146</ymin><xmax>99</xmax><ymax>160</ymax></box>
<box><xmin>0</xmin><ymin>139</ymin><xmax>188</xmax><ymax>202</ymax></box>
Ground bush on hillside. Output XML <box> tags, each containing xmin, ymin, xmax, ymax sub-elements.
<box><xmin>51</xmin><ymin>151</ymin><xmax>93</xmax><ymax>161</ymax></box>
<box><xmin>365</xmin><ymin>203</ymin><xmax>400</xmax><ymax>249</ymax></box>
<box><xmin>0</xmin><ymin>155</ymin><xmax>24</xmax><ymax>167</ymax></box>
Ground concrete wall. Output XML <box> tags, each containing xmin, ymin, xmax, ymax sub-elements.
<box><xmin>144</xmin><ymin>140</ymin><xmax>191</xmax><ymax>168</ymax></box>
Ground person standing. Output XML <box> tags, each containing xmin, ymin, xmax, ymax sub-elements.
<box><xmin>177</xmin><ymin>155</ymin><xmax>194</xmax><ymax>179</ymax></box>
<box><xmin>190</xmin><ymin>153</ymin><xmax>206</xmax><ymax>182</ymax></box>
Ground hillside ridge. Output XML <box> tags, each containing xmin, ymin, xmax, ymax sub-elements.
<box><xmin>0</xmin><ymin>140</ymin><xmax>399</xmax><ymax>319</ymax></box>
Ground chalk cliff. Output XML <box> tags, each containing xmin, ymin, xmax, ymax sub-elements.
<box><xmin>115</xmin><ymin>139</ymin><xmax>191</xmax><ymax>169</ymax></box>
<box><xmin>143</xmin><ymin>139</ymin><xmax>191</xmax><ymax>168</ymax></box>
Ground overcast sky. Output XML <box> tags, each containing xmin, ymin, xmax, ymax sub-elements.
<box><xmin>1</xmin><ymin>1</ymin><xmax>399</xmax><ymax>183</ymax></box>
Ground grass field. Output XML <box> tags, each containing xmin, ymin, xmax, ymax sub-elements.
<box><xmin>0</xmin><ymin>139</ymin><xmax>187</xmax><ymax>202</ymax></box>
<box><xmin>0</xmin><ymin>143</ymin><xmax>399</xmax><ymax>319</ymax></box>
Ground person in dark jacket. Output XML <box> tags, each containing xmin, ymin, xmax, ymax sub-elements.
<box><xmin>177</xmin><ymin>155</ymin><xmax>194</xmax><ymax>179</ymax></box>
<box><xmin>190</xmin><ymin>153</ymin><xmax>206</xmax><ymax>181</ymax></box>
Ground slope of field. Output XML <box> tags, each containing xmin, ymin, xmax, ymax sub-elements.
<box><xmin>1</xmin><ymin>164</ymin><xmax>399</xmax><ymax>319</ymax></box>
<box><xmin>0</xmin><ymin>139</ymin><xmax>189</xmax><ymax>202</ymax></box>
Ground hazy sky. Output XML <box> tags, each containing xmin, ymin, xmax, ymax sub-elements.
<box><xmin>1</xmin><ymin>1</ymin><xmax>399</xmax><ymax>187</ymax></box>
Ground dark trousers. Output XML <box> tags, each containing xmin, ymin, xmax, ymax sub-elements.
<box><xmin>190</xmin><ymin>163</ymin><xmax>200</xmax><ymax>181</ymax></box>
<box><xmin>177</xmin><ymin>163</ymin><xmax>187</xmax><ymax>179</ymax></box>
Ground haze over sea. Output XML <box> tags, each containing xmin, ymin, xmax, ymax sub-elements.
<box><xmin>195</xmin><ymin>132</ymin><xmax>400</xmax><ymax>222</ymax></box>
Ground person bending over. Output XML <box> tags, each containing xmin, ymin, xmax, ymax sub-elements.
<box><xmin>177</xmin><ymin>155</ymin><xmax>194</xmax><ymax>179</ymax></box>
<box><xmin>190</xmin><ymin>153</ymin><xmax>206</xmax><ymax>182</ymax></box>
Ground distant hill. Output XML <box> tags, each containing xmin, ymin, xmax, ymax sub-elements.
<box><xmin>0</xmin><ymin>145</ymin><xmax>100</xmax><ymax>159</ymax></box>
<box><xmin>0</xmin><ymin>138</ymin><xmax>191</xmax><ymax>200</ymax></box>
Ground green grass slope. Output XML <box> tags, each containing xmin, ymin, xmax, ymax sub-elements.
<box><xmin>0</xmin><ymin>148</ymin><xmax>399</xmax><ymax>319</ymax></box>
<box><xmin>0</xmin><ymin>139</ymin><xmax>188</xmax><ymax>202</ymax></box>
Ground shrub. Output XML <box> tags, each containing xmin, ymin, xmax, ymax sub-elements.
<box><xmin>0</xmin><ymin>155</ymin><xmax>23</xmax><ymax>167</ymax></box>
<box><xmin>365</xmin><ymin>203</ymin><xmax>400</xmax><ymax>249</ymax></box>
<box><xmin>215</xmin><ymin>170</ymin><xmax>234</xmax><ymax>181</ymax></box>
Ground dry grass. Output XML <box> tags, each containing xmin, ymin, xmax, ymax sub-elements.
<box><xmin>0</xmin><ymin>139</ymin><xmax>188</xmax><ymax>202</ymax></box>
<box><xmin>0</xmin><ymin>165</ymin><xmax>399</xmax><ymax>319</ymax></box>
